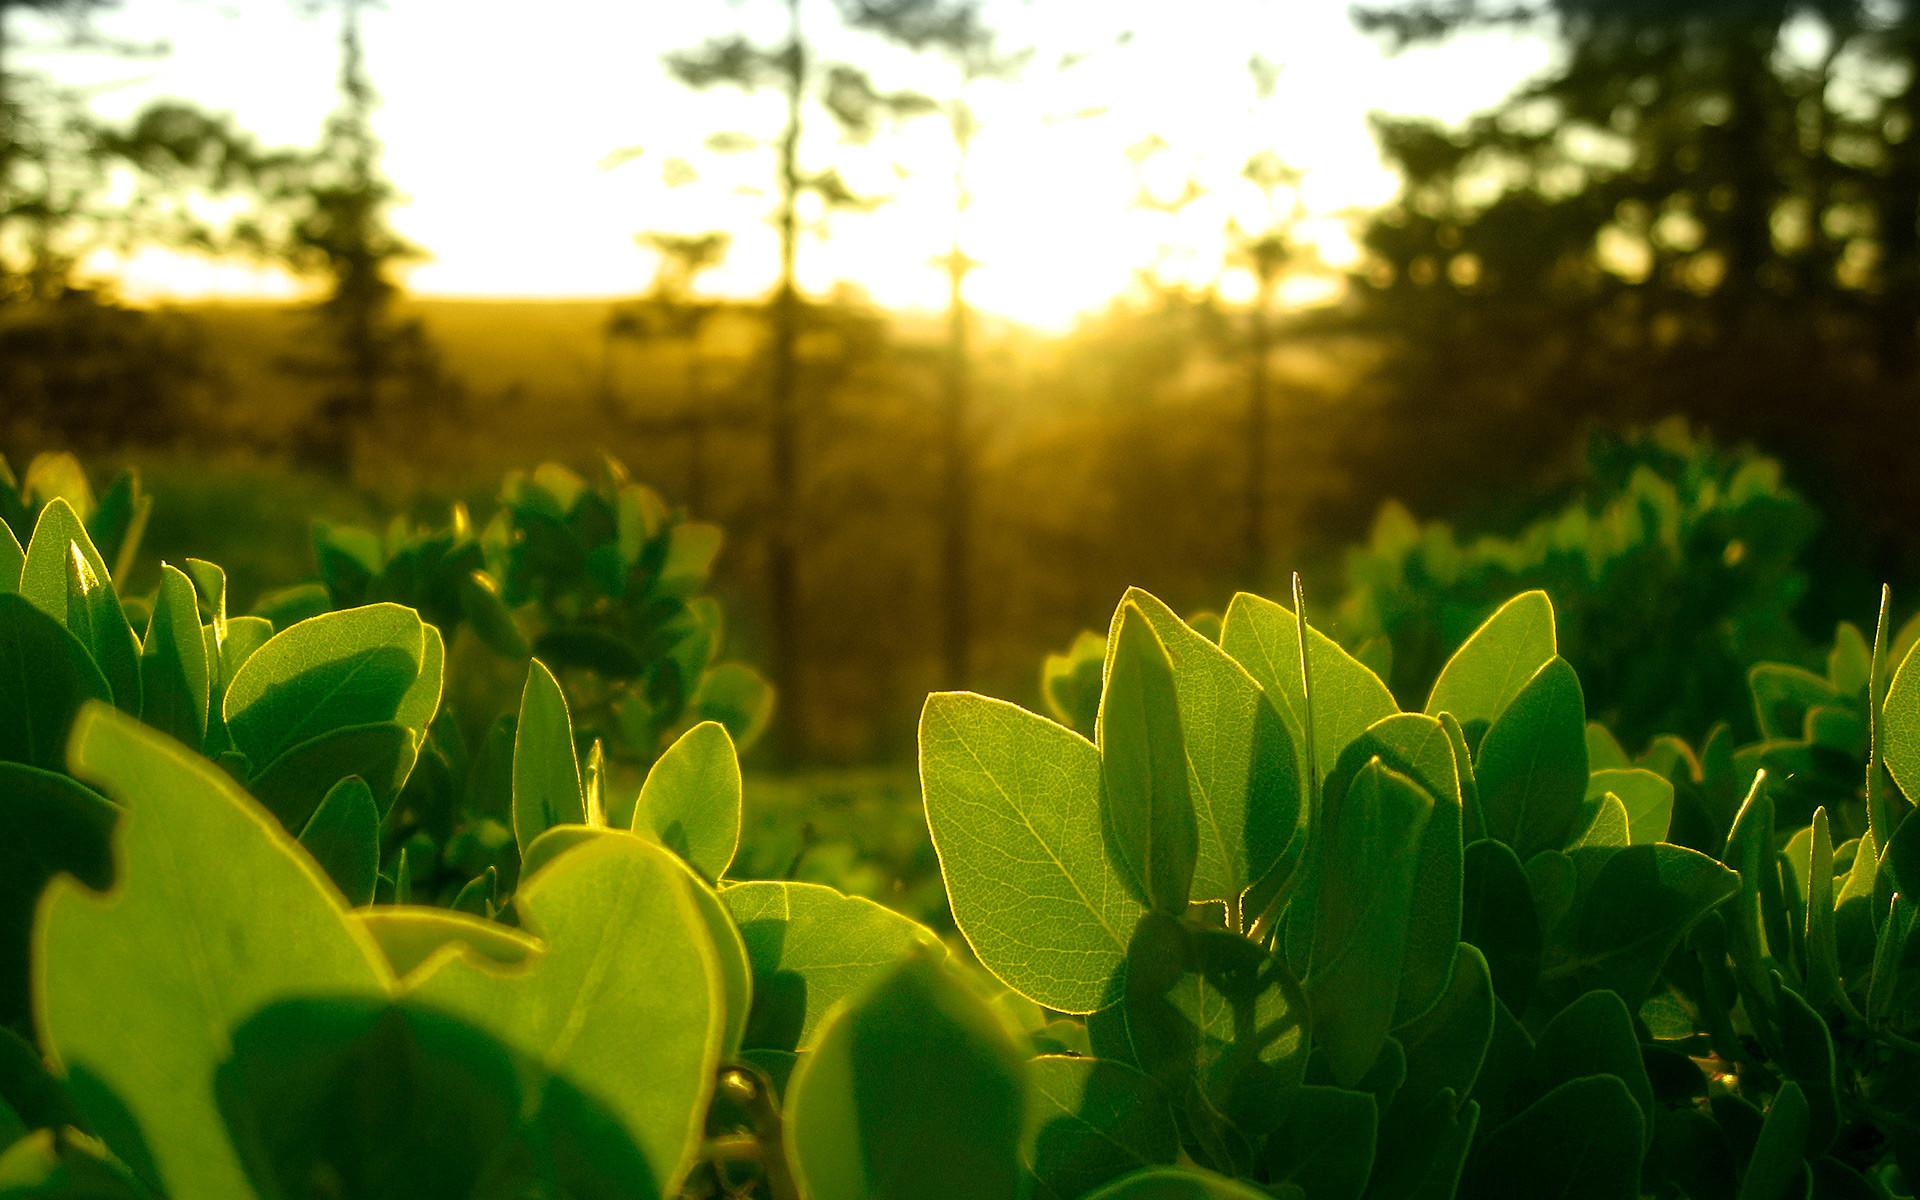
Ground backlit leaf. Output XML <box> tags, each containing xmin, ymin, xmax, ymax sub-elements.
<box><xmin>785</xmin><ymin>947</ymin><xmax>1027</xmax><ymax>1200</ymax></box>
<box><xmin>1100</xmin><ymin>601</ymin><xmax>1199</xmax><ymax>914</ymax></box>
<box><xmin>39</xmin><ymin>705</ymin><xmax>391</xmax><ymax>1199</ymax></box>
<box><xmin>920</xmin><ymin>692</ymin><xmax>1144</xmax><ymax>1014</ymax></box>
<box><xmin>1425</xmin><ymin>590</ymin><xmax>1556</xmax><ymax>734</ymax></box>
<box><xmin>635</xmin><ymin>720</ymin><xmax>741</xmax><ymax>882</ymax></box>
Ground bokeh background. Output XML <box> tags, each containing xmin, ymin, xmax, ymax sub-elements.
<box><xmin>6</xmin><ymin>0</ymin><xmax>1918</xmax><ymax>920</ymax></box>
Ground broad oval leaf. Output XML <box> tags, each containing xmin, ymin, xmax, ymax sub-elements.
<box><xmin>1476</xmin><ymin>656</ymin><xmax>1589</xmax><ymax>860</ymax></box>
<box><xmin>1880</xmin><ymin>635</ymin><xmax>1920</xmax><ymax>804</ymax></box>
<box><xmin>223</xmin><ymin>603</ymin><xmax>426</xmax><ymax>769</ymax></box>
<box><xmin>512</xmin><ymin>657</ymin><xmax>585</xmax><ymax>855</ymax></box>
<box><xmin>1321</xmin><ymin>713</ymin><xmax>1464</xmax><ymax>1025</ymax></box>
<box><xmin>247</xmin><ymin>721</ymin><xmax>418</xmax><ymax>834</ymax></box>
<box><xmin>1099</xmin><ymin>601</ymin><xmax>1198</xmax><ymax>914</ymax></box>
<box><xmin>297</xmin><ymin>776</ymin><xmax>380</xmax><ymax>906</ymax></box>
<box><xmin>1261</xmin><ymin>1084</ymin><xmax>1377</xmax><ymax>1200</ymax></box>
<box><xmin>18</xmin><ymin>500</ymin><xmax>115</xmax><ymax>634</ymax></box>
<box><xmin>1574</xmin><ymin>843</ymin><xmax>1739</xmax><ymax>1003</ymax></box>
<box><xmin>404</xmin><ymin>833</ymin><xmax>724</xmax><ymax>1196</ymax></box>
<box><xmin>1309</xmin><ymin>759</ymin><xmax>1434</xmax><ymax>1087</ymax></box>
<box><xmin>1470</xmin><ymin>1074</ymin><xmax>1643</xmax><ymax>1200</ymax></box>
<box><xmin>524</xmin><ymin>823</ymin><xmax>755</xmax><ymax>1059</ymax></box>
<box><xmin>1514</xmin><ymin>990</ymin><xmax>1655</xmax><ymax>1152</ymax></box>
<box><xmin>1425</xmin><ymin>590</ymin><xmax>1556</xmax><ymax>734</ymax></box>
<box><xmin>39</xmin><ymin>704</ymin><xmax>392</xmax><ymax>1200</ymax></box>
<box><xmin>785</xmin><ymin>947</ymin><xmax>1027</xmax><ymax>1200</ymax></box>
<box><xmin>0</xmin><ymin>594</ymin><xmax>110</xmax><ymax>772</ymax></box>
<box><xmin>635</xmin><ymin>720</ymin><xmax>741</xmax><ymax>882</ymax></box>
<box><xmin>1219</xmin><ymin>592</ymin><xmax>1397</xmax><ymax>776</ymax></box>
<box><xmin>920</xmin><ymin>692</ymin><xmax>1144</xmax><ymax>1014</ymax></box>
<box><xmin>722</xmin><ymin>879</ymin><xmax>942</xmax><ymax>1053</ymax></box>
<box><xmin>1025</xmin><ymin>1055</ymin><xmax>1179</xmax><ymax>1200</ymax></box>
<box><xmin>1109</xmin><ymin>589</ymin><xmax>1300</xmax><ymax>915</ymax></box>
<box><xmin>1586</xmin><ymin>768</ymin><xmax>1673</xmax><ymax>845</ymax></box>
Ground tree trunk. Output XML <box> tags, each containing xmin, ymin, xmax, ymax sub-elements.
<box><xmin>765</xmin><ymin>0</ymin><xmax>805</xmax><ymax>762</ymax></box>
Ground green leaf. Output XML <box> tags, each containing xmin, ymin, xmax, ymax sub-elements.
<box><xmin>459</xmin><ymin>569</ymin><xmax>531</xmax><ymax>659</ymax></box>
<box><xmin>1110</xmin><ymin>589</ymin><xmax>1300</xmax><ymax>916</ymax></box>
<box><xmin>354</xmin><ymin>906</ymin><xmax>539</xmax><ymax>979</ymax></box>
<box><xmin>920</xmin><ymin>692</ymin><xmax>1144</xmax><ymax>1013</ymax></box>
<box><xmin>523</xmin><ymin>823</ymin><xmax>755</xmax><ymax>1059</ymax></box>
<box><xmin>298</xmin><ymin>776</ymin><xmax>380</xmax><ymax>906</ymax></box>
<box><xmin>0</xmin><ymin>522</ymin><xmax>20</xmax><ymax>593</ymax></box>
<box><xmin>785</xmin><ymin>946</ymin><xmax>1027</xmax><ymax>1200</ymax></box>
<box><xmin>1025</xmin><ymin>1056</ymin><xmax>1178</xmax><ymax>1200</ymax></box>
<box><xmin>1751</xmin><ymin>664</ymin><xmax>1840</xmax><ymax>742</ymax></box>
<box><xmin>1802</xmin><ymin>808</ymin><xmax>1847</xmax><ymax>1013</ymax></box>
<box><xmin>1574</xmin><ymin>843</ymin><xmax>1740</xmax><ymax>1004</ymax></box>
<box><xmin>1425</xmin><ymin>590</ymin><xmax>1556</xmax><ymax>733</ymax></box>
<box><xmin>1829</xmin><ymin>622</ymin><xmax>1872</xmax><ymax>695</ymax></box>
<box><xmin>247</xmin><ymin>721</ymin><xmax>418</xmax><ymax>833</ymax></box>
<box><xmin>658</xmin><ymin>521</ymin><xmax>722</xmax><ymax>596</ymax></box>
<box><xmin>1470</xmin><ymin>1074</ymin><xmax>1643</xmax><ymax>1200</ymax></box>
<box><xmin>1586</xmin><ymin>723</ymin><xmax>1629</xmax><ymax>771</ymax></box>
<box><xmin>722</xmin><ymin>879</ymin><xmax>943</xmax><ymax>1052</ymax></box>
<box><xmin>1737</xmin><ymin>1082</ymin><xmax>1809</xmax><ymax>1200</ymax></box>
<box><xmin>1866</xmin><ymin>893</ymin><xmax>1914</xmax><ymax>1025</ymax></box>
<box><xmin>635</xmin><ymin>720</ymin><xmax>741</xmax><ymax>882</ymax></box>
<box><xmin>512</xmin><ymin>658</ymin><xmax>585</xmax><ymax>855</ymax></box>
<box><xmin>1476</xmin><ymin>657</ymin><xmax>1589</xmax><ymax>859</ymax></box>
<box><xmin>223</xmin><ymin>603</ymin><xmax>426</xmax><ymax>769</ymax></box>
<box><xmin>1390</xmin><ymin>944</ymin><xmax>1495</xmax><ymax>1122</ymax></box>
<box><xmin>393</xmin><ymin>621</ymin><xmax>443</xmax><ymax>733</ymax></box>
<box><xmin>1080</xmin><ymin>1166</ymin><xmax>1289</xmax><ymax>1199</ymax></box>
<box><xmin>1462</xmin><ymin>838</ymin><xmax>1542</xmax><ymax>1012</ymax></box>
<box><xmin>18</xmin><ymin>501</ymin><xmax>113</xmax><ymax>634</ymax></box>
<box><xmin>1100</xmin><ymin>601</ymin><xmax>1199</xmax><ymax>914</ymax></box>
<box><xmin>1514</xmin><ymin>990</ymin><xmax>1654</xmax><ymax>1152</ymax></box>
<box><xmin>216</xmin><ymin>997</ymin><xmax>567</xmax><ymax>1199</ymax></box>
<box><xmin>1261</xmin><ymin>1086</ymin><xmax>1376</xmax><ymax>1200</ymax></box>
<box><xmin>0</xmin><ymin>763</ymin><xmax>115</xmax><ymax>1031</ymax></box>
<box><xmin>1321</xmin><ymin>713</ymin><xmax>1463</xmax><ymax>1025</ymax></box>
<box><xmin>405</xmin><ymin>832</ymin><xmax>725</xmax><ymax>1196</ymax></box>
<box><xmin>1587</xmin><ymin>768</ymin><xmax>1673</xmax><ymax>845</ymax></box>
<box><xmin>1877</xmin><ymin>634</ymin><xmax>1920</xmax><ymax>805</ymax></box>
<box><xmin>1722</xmin><ymin>774</ymin><xmax>1778</xmax><ymax>1004</ymax></box>
<box><xmin>39</xmin><ymin>704</ymin><xmax>391</xmax><ymax>1199</ymax></box>
<box><xmin>692</xmin><ymin>661</ymin><xmax>775</xmax><ymax>750</ymax></box>
<box><xmin>62</xmin><ymin>543</ymin><xmax>139</xmax><ymax>717</ymax></box>
<box><xmin>1888</xmin><ymin>802</ymin><xmax>1920</xmax><ymax>906</ymax></box>
<box><xmin>1573</xmin><ymin>792</ymin><xmax>1631</xmax><ymax>850</ymax></box>
<box><xmin>1309</xmin><ymin>759</ymin><xmax>1434</xmax><ymax>1087</ymax></box>
<box><xmin>0</xmin><ymin>594</ymin><xmax>110</xmax><ymax>771</ymax></box>
<box><xmin>139</xmin><ymin>565</ymin><xmax>209</xmax><ymax>750</ymax></box>
<box><xmin>1042</xmin><ymin>630</ymin><xmax>1107</xmax><ymax>740</ymax></box>
<box><xmin>1219</xmin><ymin>591</ymin><xmax>1397</xmax><ymax>778</ymax></box>
<box><xmin>1772</xmin><ymin>986</ymin><xmax>1838</xmax><ymax>1154</ymax></box>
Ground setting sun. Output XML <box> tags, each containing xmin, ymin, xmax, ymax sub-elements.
<box><xmin>46</xmin><ymin>0</ymin><xmax>1550</xmax><ymax>328</ymax></box>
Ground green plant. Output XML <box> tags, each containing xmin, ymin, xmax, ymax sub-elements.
<box><xmin>15</xmin><ymin>454</ymin><xmax>1920</xmax><ymax>1197</ymax></box>
<box><xmin>1337</xmin><ymin>422</ymin><xmax>1817</xmax><ymax>748</ymax></box>
<box><xmin>301</xmin><ymin>458</ymin><xmax>773</xmax><ymax>763</ymax></box>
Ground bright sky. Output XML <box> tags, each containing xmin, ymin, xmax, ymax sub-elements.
<box><xmin>26</xmin><ymin>0</ymin><xmax>1552</xmax><ymax>330</ymax></box>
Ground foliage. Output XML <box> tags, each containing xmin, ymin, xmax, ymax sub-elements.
<box><xmin>16</xmin><ymin>454</ymin><xmax>1920</xmax><ymax>1199</ymax></box>
<box><xmin>1336</xmin><ymin>422</ymin><xmax>1818</xmax><ymax>747</ymax></box>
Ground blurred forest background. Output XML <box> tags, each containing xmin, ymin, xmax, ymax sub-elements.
<box><xmin>4</xmin><ymin>0</ymin><xmax>1920</xmax><ymax>785</ymax></box>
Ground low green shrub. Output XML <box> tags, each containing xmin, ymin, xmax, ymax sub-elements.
<box><xmin>1336</xmin><ymin>421</ymin><xmax>1818</xmax><ymax>748</ymax></box>
<box><xmin>9</xmin><ymin>454</ymin><xmax>1920</xmax><ymax>1198</ymax></box>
